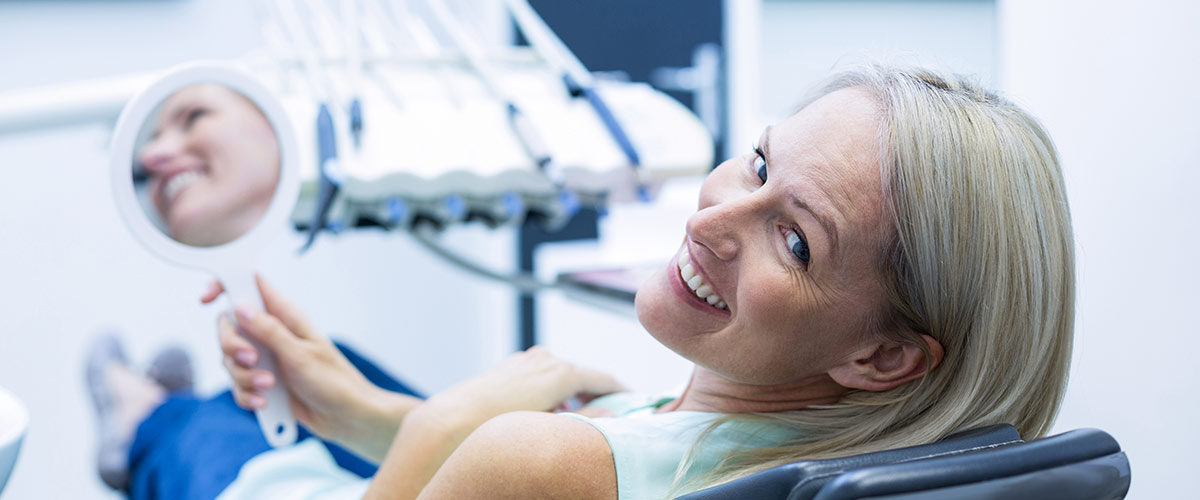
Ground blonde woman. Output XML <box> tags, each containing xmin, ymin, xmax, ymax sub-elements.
<box><xmin>87</xmin><ymin>64</ymin><xmax>1074</xmax><ymax>500</ymax></box>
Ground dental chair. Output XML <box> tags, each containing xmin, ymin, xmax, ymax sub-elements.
<box><xmin>676</xmin><ymin>425</ymin><xmax>1130</xmax><ymax>500</ymax></box>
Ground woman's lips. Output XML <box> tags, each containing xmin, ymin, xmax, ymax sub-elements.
<box><xmin>670</xmin><ymin>246</ymin><xmax>731</xmax><ymax>317</ymax></box>
<box><xmin>156</xmin><ymin>168</ymin><xmax>204</xmax><ymax>209</ymax></box>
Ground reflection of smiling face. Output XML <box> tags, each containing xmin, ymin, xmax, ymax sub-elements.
<box><xmin>635</xmin><ymin>88</ymin><xmax>893</xmax><ymax>386</ymax></box>
<box><xmin>138</xmin><ymin>84</ymin><xmax>280</xmax><ymax>247</ymax></box>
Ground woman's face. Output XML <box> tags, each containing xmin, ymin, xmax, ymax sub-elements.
<box><xmin>137</xmin><ymin>84</ymin><xmax>281</xmax><ymax>247</ymax></box>
<box><xmin>635</xmin><ymin>88</ymin><xmax>894</xmax><ymax>386</ymax></box>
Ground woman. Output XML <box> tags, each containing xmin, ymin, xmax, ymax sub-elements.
<box><xmin>136</xmin><ymin>83</ymin><xmax>281</xmax><ymax>247</ymax></box>
<box><xmin>89</xmin><ymin>64</ymin><xmax>1074</xmax><ymax>499</ymax></box>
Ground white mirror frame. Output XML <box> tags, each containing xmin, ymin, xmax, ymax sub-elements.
<box><xmin>109</xmin><ymin>61</ymin><xmax>299</xmax><ymax>267</ymax></box>
<box><xmin>109</xmin><ymin>61</ymin><xmax>300</xmax><ymax>447</ymax></box>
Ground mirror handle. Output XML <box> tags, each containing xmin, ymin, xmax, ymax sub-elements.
<box><xmin>222</xmin><ymin>274</ymin><xmax>299</xmax><ymax>448</ymax></box>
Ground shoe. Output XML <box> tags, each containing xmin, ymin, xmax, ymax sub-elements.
<box><xmin>146</xmin><ymin>346</ymin><xmax>193</xmax><ymax>394</ymax></box>
<box><xmin>85</xmin><ymin>335</ymin><xmax>133</xmax><ymax>491</ymax></box>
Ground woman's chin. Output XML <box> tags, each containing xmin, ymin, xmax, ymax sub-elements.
<box><xmin>166</xmin><ymin>210</ymin><xmax>230</xmax><ymax>247</ymax></box>
<box><xmin>634</xmin><ymin>267</ymin><xmax>663</xmax><ymax>320</ymax></box>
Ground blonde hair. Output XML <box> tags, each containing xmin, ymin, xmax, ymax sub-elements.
<box><xmin>675</xmin><ymin>65</ymin><xmax>1076</xmax><ymax>494</ymax></box>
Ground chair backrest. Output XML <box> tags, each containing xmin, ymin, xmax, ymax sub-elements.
<box><xmin>811</xmin><ymin>428</ymin><xmax>1130</xmax><ymax>500</ymax></box>
<box><xmin>675</xmin><ymin>424</ymin><xmax>1022</xmax><ymax>500</ymax></box>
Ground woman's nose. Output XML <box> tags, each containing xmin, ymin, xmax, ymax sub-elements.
<box><xmin>685</xmin><ymin>197</ymin><xmax>751</xmax><ymax>261</ymax></box>
<box><xmin>137</xmin><ymin>135</ymin><xmax>181</xmax><ymax>174</ymax></box>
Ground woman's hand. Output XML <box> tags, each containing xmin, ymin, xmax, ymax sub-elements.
<box><xmin>419</xmin><ymin>347</ymin><xmax>626</xmax><ymax>430</ymax></box>
<box><xmin>366</xmin><ymin>348</ymin><xmax>626</xmax><ymax>500</ymax></box>
<box><xmin>205</xmin><ymin>275</ymin><xmax>419</xmax><ymax>462</ymax></box>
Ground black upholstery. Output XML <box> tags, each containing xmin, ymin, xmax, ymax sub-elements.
<box><xmin>675</xmin><ymin>424</ymin><xmax>1022</xmax><ymax>500</ymax></box>
<box><xmin>812</xmin><ymin>428</ymin><xmax>1130</xmax><ymax>500</ymax></box>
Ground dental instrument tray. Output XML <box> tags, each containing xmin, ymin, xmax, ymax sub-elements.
<box><xmin>258</xmin><ymin>0</ymin><xmax>715</xmax><ymax>236</ymax></box>
<box><xmin>275</xmin><ymin>56</ymin><xmax>713</xmax><ymax>233</ymax></box>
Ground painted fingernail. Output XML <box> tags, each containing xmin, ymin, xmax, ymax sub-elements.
<box><xmin>248</xmin><ymin>394</ymin><xmax>266</xmax><ymax>409</ymax></box>
<box><xmin>252</xmin><ymin>372</ymin><xmax>273</xmax><ymax>389</ymax></box>
<box><xmin>235</xmin><ymin>304</ymin><xmax>257</xmax><ymax>324</ymax></box>
<box><xmin>236</xmin><ymin>350</ymin><xmax>256</xmax><ymax>367</ymax></box>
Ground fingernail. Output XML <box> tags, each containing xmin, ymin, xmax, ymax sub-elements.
<box><xmin>252</xmin><ymin>372</ymin><xmax>273</xmax><ymax>389</ymax></box>
<box><xmin>249</xmin><ymin>394</ymin><xmax>266</xmax><ymax>409</ymax></box>
<box><xmin>236</xmin><ymin>350</ymin><xmax>257</xmax><ymax>367</ymax></box>
<box><xmin>235</xmin><ymin>304</ymin><xmax>257</xmax><ymax>324</ymax></box>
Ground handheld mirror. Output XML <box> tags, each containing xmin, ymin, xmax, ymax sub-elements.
<box><xmin>110</xmin><ymin>62</ymin><xmax>299</xmax><ymax>447</ymax></box>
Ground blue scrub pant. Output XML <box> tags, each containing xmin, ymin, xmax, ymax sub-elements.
<box><xmin>127</xmin><ymin>343</ymin><xmax>422</xmax><ymax>500</ymax></box>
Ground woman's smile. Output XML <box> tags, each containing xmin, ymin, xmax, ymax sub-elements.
<box><xmin>669</xmin><ymin>242</ymin><xmax>732</xmax><ymax>317</ymax></box>
<box><xmin>154</xmin><ymin>165</ymin><xmax>208</xmax><ymax>215</ymax></box>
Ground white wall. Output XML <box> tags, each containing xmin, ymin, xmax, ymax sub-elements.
<box><xmin>0</xmin><ymin>2</ymin><xmax>515</xmax><ymax>499</ymax></box>
<box><xmin>758</xmin><ymin>0</ymin><xmax>997</xmax><ymax>123</ymax></box>
<box><xmin>999</xmin><ymin>1</ymin><xmax>1200</xmax><ymax>498</ymax></box>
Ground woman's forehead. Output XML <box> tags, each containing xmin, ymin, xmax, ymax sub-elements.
<box><xmin>160</xmin><ymin>85</ymin><xmax>222</xmax><ymax>113</ymax></box>
<box><xmin>770</xmin><ymin>88</ymin><xmax>888</xmax><ymax>252</ymax></box>
<box><xmin>151</xmin><ymin>85</ymin><xmax>255</xmax><ymax>136</ymax></box>
<box><xmin>774</xmin><ymin>88</ymin><xmax>881</xmax><ymax>164</ymax></box>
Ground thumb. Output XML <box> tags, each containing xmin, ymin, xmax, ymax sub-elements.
<box><xmin>200</xmin><ymin>280</ymin><xmax>225</xmax><ymax>304</ymax></box>
<box><xmin>573</xmin><ymin>367</ymin><xmax>628</xmax><ymax>397</ymax></box>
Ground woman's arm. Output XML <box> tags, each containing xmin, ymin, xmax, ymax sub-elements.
<box><xmin>363</xmin><ymin>347</ymin><xmax>626</xmax><ymax>499</ymax></box>
<box><xmin>368</xmin><ymin>412</ymin><xmax>617</xmax><ymax>500</ymax></box>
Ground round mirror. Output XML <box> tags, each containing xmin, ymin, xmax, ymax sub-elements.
<box><xmin>110</xmin><ymin>62</ymin><xmax>299</xmax><ymax>448</ymax></box>
<box><xmin>131</xmin><ymin>83</ymin><xmax>282</xmax><ymax>247</ymax></box>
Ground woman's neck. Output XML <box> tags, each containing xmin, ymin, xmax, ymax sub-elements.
<box><xmin>658</xmin><ymin>366</ymin><xmax>848</xmax><ymax>413</ymax></box>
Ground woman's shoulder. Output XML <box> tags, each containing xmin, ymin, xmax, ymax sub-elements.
<box><xmin>417</xmin><ymin>411</ymin><xmax>617</xmax><ymax>500</ymax></box>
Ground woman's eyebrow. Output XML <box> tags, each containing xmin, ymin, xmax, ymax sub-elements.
<box><xmin>793</xmin><ymin>197</ymin><xmax>840</xmax><ymax>256</ymax></box>
<box><xmin>166</xmin><ymin>104</ymin><xmax>191</xmax><ymax>126</ymax></box>
<box><xmin>148</xmin><ymin>106</ymin><xmax>184</xmax><ymax>139</ymax></box>
<box><xmin>763</xmin><ymin>126</ymin><xmax>841</xmax><ymax>256</ymax></box>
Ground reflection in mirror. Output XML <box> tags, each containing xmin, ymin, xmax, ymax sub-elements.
<box><xmin>132</xmin><ymin>84</ymin><xmax>281</xmax><ymax>247</ymax></box>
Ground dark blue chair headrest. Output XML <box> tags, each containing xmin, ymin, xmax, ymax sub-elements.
<box><xmin>813</xmin><ymin>428</ymin><xmax>1129</xmax><ymax>500</ymax></box>
<box><xmin>675</xmin><ymin>424</ymin><xmax>1021</xmax><ymax>500</ymax></box>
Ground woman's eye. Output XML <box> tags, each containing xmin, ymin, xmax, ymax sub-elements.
<box><xmin>754</xmin><ymin>147</ymin><xmax>768</xmax><ymax>183</ymax></box>
<box><xmin>184</xmin><ymin>108</ymin><xmax>208</xmax><ymax>128</ymax></box>
<box><xmin>786</xmin><ymin>231</ymin><xmax>810</xmax><ymax>264</ymax></box>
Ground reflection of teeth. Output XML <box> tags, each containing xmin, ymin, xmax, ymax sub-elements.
<box><xmin>164</xmin><ymin>171</ymin><xmax>201</xmax><ymax>202</ymax></box>
<box><xmin>678</xmin><ymin>250</ymin><xmax>727</xmax><ymax>311</ymax></box>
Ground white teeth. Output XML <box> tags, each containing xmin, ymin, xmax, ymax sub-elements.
<box><xmin>164</xmin><ymin>170</ymin><xmax>201</xmax><ymax>203</ymax></box>
<box><xmin>677</xmin><ymin>251</ymin><xmax>727</xmax><ymax>311</ymax></box>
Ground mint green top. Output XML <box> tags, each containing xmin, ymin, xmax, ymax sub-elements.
<box><xmin>216</xmin><ymin>393</ymin><xmax>797</xmax><ymax>500</ymax></box>
<box><xmin>563</xmin><ymin>393</ymin><xmax>799</xmax><ymax>500</ymax></box>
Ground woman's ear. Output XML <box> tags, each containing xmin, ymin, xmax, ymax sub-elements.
<box><xmin>826</xmin><ymin>333</ymin><xmax>943</xmax><ymax>392</ymax></box>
